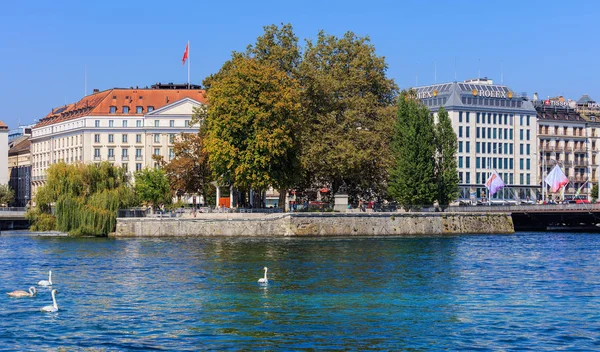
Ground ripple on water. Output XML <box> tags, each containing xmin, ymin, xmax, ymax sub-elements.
<box><xmin>1</xmin><ymin>233</ymin><xmax>600</xmax><ymax>350</ymax></box>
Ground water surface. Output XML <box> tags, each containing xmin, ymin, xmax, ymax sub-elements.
<box><xmin>1</xmin><ymin>233</ymin><xmax>599</xmax><ymax>350</ymax></box>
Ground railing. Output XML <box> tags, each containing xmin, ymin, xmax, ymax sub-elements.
<box><xmin>0</xmin><ymin>207</ymin><xmax>27</xmax><ymax>212</ymax></box>
<box><xmin>122</xmin><ymin>156</ymin><xmax>129</xmax><ymax>161</ymax></box>
<box><xmin>448</xmin><ymin>203</ymin><xmax>600</xmax><ymax>213</ymax></box>
<box><xmin>135</xmin><ymin>156</ymin><xmax>143</xmax><ymax>161</ymax></box>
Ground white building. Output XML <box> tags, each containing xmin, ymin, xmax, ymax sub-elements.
<box><xmin>0</xmin><ymin>120</ymin><xmax>8</xmax><ymax>185</ymax></box>
<box><xmin>30</xmin><ymin>84</ymin><xmax>206</xmax><ymax>197</ymax></box>
<box><xmin>414</xmin><ymin>78</ymin><xmax>538</xmax><ymax>202</ymax></box>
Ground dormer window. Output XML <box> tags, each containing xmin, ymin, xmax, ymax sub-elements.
<box><xmin>109</xmin><ymin>106</ymin><xmax>117</xmax><ymax>114</ymax></box>
<box><xmin>136</xmin><ymin>106</ymin><xmax>143</xmax><ymax>114</ymax></box>
<box><xmin>147</xmin><ymin>106</ymin><xmax>154</xmax><ymax>112</ymax></box>
<box><xmin>122</xmin><ymin>106</ymin><xmax>130</xmax><ymax>114</ymax></box>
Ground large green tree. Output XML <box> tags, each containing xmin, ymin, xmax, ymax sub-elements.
<box><xmin>202</xmin><ymin>55</ymin><xmax>302</xmax><ymax>193</ymax></box>
<box><xmin>434</xmin><ymin>107</ymin><xmax>459</xmax><ymax>209</ymax></box>
<box><xmin>299</xmin><ymin>31</ymin><xmax>397</xmax><ymax>198</ymax></box>
<box><xmin>388</xmin><ymin>90</ymin><xmax>436</xmax><ymax>209</ymax></box>
<box><xmin>134</xmin><ymin>168</ymin><xmax>172</xmax><ymax>208</ymax></box>
<box><xmin>28</xmin><ymin>162</ymin><xmax>137</xmax><ymax>235</ymax></box>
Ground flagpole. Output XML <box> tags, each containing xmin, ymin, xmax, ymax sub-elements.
<box><xmin>187</xmin><ymin>40</ymin><xmax>190</xmax><ymax>89</ymax></box>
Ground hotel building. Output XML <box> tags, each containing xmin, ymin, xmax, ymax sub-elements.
<box><xmin>30</xmin><ymin>83</ymin><xmax>206</xmax><ymax>197</ymax></box>
<box><xmin>534</xmin><ymin>95</ymin><xmax>600</xmax><ymax>199</ymax></box>
<box><xmin>414</xmin><ymin>78</ymin><xmax>538</xmax><ymax>202</ymax></box>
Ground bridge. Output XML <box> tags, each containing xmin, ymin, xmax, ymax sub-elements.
<box><xmin>449</xmin><ymin>204</ymin><xmax>600</xmax><ymax>231</ymax></box>
<box><xmin>0</xmin><ymin>208</ymin><xmax>29</xmax><ymax>230</ymax></box>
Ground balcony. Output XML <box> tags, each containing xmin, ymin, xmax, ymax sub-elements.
<box><xmin>573</xmin><ymin>147</ymin><xmax>588</xmax><ymax>153</ymax></box>
<box><xmin>108</xmin><ymin>156</ymin><xmax>115</xmax><ymax>161</ymax></box>
<box><xmin>573</xmin><ymin>159</ymin><xmax>588</xmax><ymax>167</ymax></box>
<box><xmin>135</xmin><ymin>156</ymin><xmax>143</xmax><ymax>161</ymax></box>
<box><xmin>94</xmin><ymin>156</ymin><xmax>101</xmax><ymax>161</ymax></box>
<box><xmin>122</xmin><ymin>156</ymin><xmax>129</xmax><ymax>161</ymax></box>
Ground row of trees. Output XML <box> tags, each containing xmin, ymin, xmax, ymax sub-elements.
<box><xmin>189</xmin><ymin>24</ymin><xmax>458</xmax><ymax>209</ymax></box>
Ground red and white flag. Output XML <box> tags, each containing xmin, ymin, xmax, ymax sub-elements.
<box><xmin>485</xmin><ymin>170</ymin><xmax>505</xmax><ymax>197</ymax></box>
<box><xmin>545</xmin><ymin>165</ymin><xmax>569</xmax><ymax>192</ymax></box>
<box><xmin>182</xmin><ymin>43</ymin><xmax>189</xmax><ymax>66</ymax></box>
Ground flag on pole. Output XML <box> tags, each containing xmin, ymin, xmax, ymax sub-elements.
<box><xmin>182</xmin><ymin>43</ymin><xmax>189</xmax><ymax>66</ymax></box>
<box><xmin>485</xmin><ymin>170</ymin><xmax>505</xmax><ymax>197</ymax></box>
<box><xmin>575</xmin><ymin>180</ymin><xmax>588</xmax><ymax>197</ymax></box>
<box><xmin>545</xmin><ymin>165</ymin><xmax>569</xmax><ymax>192</ymax></box>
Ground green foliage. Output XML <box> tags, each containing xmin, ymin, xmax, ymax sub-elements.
<box><xmin>203</xmin><ymin>36</ymin><xmax>302</xmax><ymax>192</ymax></box>
<box><xmin>388</xmin><ymin>90</ymin><xmax>437</xmax><ymax>209</ymax></box>
<box><xmin>592</xmin><ymin>183</ymin><xmax>598</xmax><ymax>202</ymax></box>
<box><xmin>28</xmin><ymin>162</ymin><xmax>136</xmax><ymax>236</ymax></box>
<box><xmin>0</xmin><ymin>184</ymin><xmax>14</xmax><ymax>206</ymax></box>
<box><xmin>299</xmin><ymin>30</ymin><xmax>397</xmax><ymax>198</ymax></box>
<box><xmin>434</xmin><ymin>107</ymin><xmax>460</xmax><ymax>208</ymax></box>
<box><xmin>134</xmin><ymin>168</ymin><xmax>172</xmax><ymax>207</ymax></box>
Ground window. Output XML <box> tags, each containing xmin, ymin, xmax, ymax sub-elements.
<box><xmin>510</xmin><ymin>159</ymin><xmax>514</xmax><ymax>169</ymax></box>
<box><xmin>95</xmin><ymin>120</ymin><xmax>100</xmax><ymax>127</ymax></box>
<box><xmin>488</xmin><ymin>114</ymin><xmax>491</xmax><ymax>124</ymax></box>
<box><xmin>482</xmin><ymin>128</ymin><xmax>486</xmax><ymax>138</ymax></box>
<box><xmin>108</xmin><ymin>134</ymin><xmax>114</xmax><ymax>143</ymax></box>
<box><xmin>170</xmin><ymin>120</ymin><xmax>175</xmax><ymax>127</ymax></box>
<box><xmin>169</xmin><ymin>148</ymin><xmax>175</xmax><ymax>159</ymax></box>
<box><xmin>520</xmin><ymin>144</ymin><xmax>524</xmax><ymax>154</ymax></box>
<box><xmin>122</xmin><ymin>134</ymin><xmax>128</xmax><ymax>143</ymax></box>
<box><xmin>459</xmin><ymin>172</ymin><xmax>463</xmax><ymax>183</ymax></box>
<box><xmin>466</xmin><ymin>126</ymin><xmax>470</xmax><ymax>138</ymax></box>
<box><xmin>476</xmin><ymin>127</ymin><xmax>480</xmax><ymax>138</ymax></box>
<box><xmin>136</xmin><ymin>120</ymin><xmax>142</xmax><ymax>127</ymax></box>
<box><xmin>458</xmin><ymin>157</ymin><xmax>463</xmax><ymax>168</ymax></box>
<box><xmin>520</xmin><ymin>115</ymin><xmax>524</xmax><ymax>125</ymax></box>
<box><xmin>147</xmin><ymin>106</ymin><xmax>154</xmax><ymax>112</ymax></box>
<box><xmin>170</xmin><ymin>134</ymin><xmax>175</xmax><ymax>143</ymax></box>
<box><xmin>154</xmin><ymin>134</ymin><xmax>160</xmax><ymax>143</ymax></box>
<box><xmin>526</xmin><ymin>115</ymin><xmax>530</xmax><ymax>126</ymax></box>
<box><xmin>466</xmin><ymin>112</ymin><xmax>470</xmax><ymax>123</ymax></box>
<box><xmin>476</xmin><ymin>157</ymin><xmax>480</xmax><ymax>168</ymax></box>
<box><xmin>510</xmin><ymin>129</ymin><xmax>513</xmax><ymax>139</ymax></box>
<box><xmin>109</xmin><ymin>106</ymin><xmax>117</xmax><ymax>114</ymax></box>
<box><xmin>136</xmin><ymin>134</ymin><xmax>142</xmax><ymax>143</ymax></box>
<box><xmin>108</xmin><ymin>148</ymin><xmax>115</xmax><ymax>158</ymax></box>
<box><xmin>493</xmin><ymin>128</ymin><xmax>497</xmax><ymax>139</ymax></box>
<box><xmin>136</xmin><ymin>163</ymin><xmax>142</xmax><ymax>171</ymax></box>
<box><xmin>526</xmin><ymin>144</ymin><xmax>530</xmax><ymax>155</ymax></box>
<box><xmin>122</xmin><ymin>120</ymin><xmax>128</xmax><ymax>127</ymax></box>
<box><xmin>520</xmin><ymin>129</ymin><xmax>524</xmax><ymax>140</ymax></box>
<box><xmin>526</xmin><ymin>159</ymin><xmax>530</xmax><ymax>170</ymax></box>
<box><xmin>136</xmin><ymin>148</ymin><xmax>142</xmax><ymax>158</ymax></box>
<box><xmin>526</xmin><ymin>130</ymin><xmax>530</xmax><ymax>141</ymax></box>
<box><xmin>155</xmin><ymin>120</ymin><xmax>159</xmax><ymax>127</ymax></box>
<box><xmin>94</xmin><ymin>148</ymin><xmax>100</xmax><ymax>158</ymax></box>
<box><xmin>109</xmin><ymin>120</ymin><xmax>114</xmax><ymax>127</ymax></box>
<box><xmin>136</xmin><ymin>106</ymin><xmax>143</xmax><ymax>114</ymax></box>
<box><xmin>122</xmin><ymin>106</ymin><xmax>130</xmax><ymax>114</ymax></box>
<box><xmin>504</xmin><ymin>115</ymin><xmax>508</xmax><ymax>125</ymax></box>
<box><xmin>459</xmin><ymin>112</ymin><xmax>463</xmax><ymax>123</ymax></box>
<box><xmin>520</xmin><ymin>158</ymin><xmax>524</xmax><ymax>169</ymax></box>
<box><xmin>458</xmin><ymin>141</ymin><xmax>463</xmax><ymax>153</ymax></box>
<box><xmin>459</xmin><ymin>126</ymin><xmax>463</xmax><ymax>138</ymax></box>
<box><xmin>510</xmin><ymin>144</ymin><xmax>513</xmax><ymax>154</ymax></box>
<box><xmin>154</xmin><ymin>148</ymin><xmax>160</xmax><ymax>156</ymax></box>
<box><xmin>94</xmin><ymin>134</ymin><xmax>100</xmax><ymax>143</ymax></box>
<box><xmin>466</xmin><ymin>157</ymin><xmax>470</xmax><ymax>168</ymax></box>
<box><xmin>477</xmin><ymin>112</ymin><xmax>480</xmax><ymax>123</ymax></box>
<box><xmin>466</xmin><ymin>141</ymin><xmax>470</xmax><ymax>153</ymax></box>
<box><xmin>476</xmin><ymin>173</ymin><xmax>480</xmax><ymax>184</ymax></box>
<box><xmin>493</xmin><ymin>114</ymin><xmax>497</xmax><ymax>124</ymax></box>
<box><xmin>476</xmin><ymin>142</ymin><xmax>480</xmax><ymax>153</ymax></box>
<box><xmin>185</xmin><ymin>120</ymin><xmax>190</xmax><ymax>127</ymax></box>
<box><xmin>465</xmin><ymin>172</ymin><xmax>470</xmax><ymax>184</ymax></box>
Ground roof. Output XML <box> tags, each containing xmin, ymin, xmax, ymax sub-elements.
<box><xmin>536</xmin><ymin>106</ymin><xmax>585</xmax><ymax>122</ymax></box>
<box><xmin>0</xmin><ymin>120</ymin><xmax>7</xmax><ymax>129</ymax></box>
<box><xmin>8</xmin><ymin>136</ymin><xmax>30</xmax><ymax>156</ymax></box>
<box><xmin>577</xmin><ymin>94</ymin><xmax>595</xmax><ymax>105</ymax></box>
<box><xmin>34</xmin><ymin>87</ymin><xmax>207</xmax><ymax>129</ymax></box>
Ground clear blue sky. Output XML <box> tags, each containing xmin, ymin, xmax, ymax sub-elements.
<box><xmin>1</xmin><ymin>0</ymin><xmax>599</xmax><ymax>129</ymax></box>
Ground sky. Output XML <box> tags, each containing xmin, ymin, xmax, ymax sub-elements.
<box><xmin>1</xmin><ymin>0</ymin><xmax>599</xmax><ymax>129</ymax></box>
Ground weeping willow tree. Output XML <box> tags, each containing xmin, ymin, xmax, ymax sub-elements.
<box><xmin>28</xmin><ymin>162</ymin><xmax>138</xmax><ymax>236</ymax></box>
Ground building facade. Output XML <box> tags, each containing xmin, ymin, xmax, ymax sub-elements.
<box><xmin>0</xmin><ymin>120</ymin><xmax>8</xmax><ymax>186</ymax></box>
<box><xmin>8</xmin><ymin>124</ymin><xmax>33</xmax><ymax>141</ymax></box>
<box><xmin>30</xmin><ymin>84</ymin><xmax>206</xmax><ymax>197</ymax></box>
<box><xmin>414</xmin><ymin>78</ymin><xmax>538</xmax><ymax>202</ymax></box>
<box><xmin>533</xmin><ymin>95</ymin><xmax>600</xmax><ymax>200</ymax></box>
<box><xmin>8</xmin><ymin>136</ymin><xmax>31</xmax><ymax>206</ymax></box>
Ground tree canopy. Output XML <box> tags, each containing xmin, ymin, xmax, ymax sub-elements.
<box><xmin>134</xmin><ymin>168</ymin><xmax>172</xmax><ymax>208</ymax></box>
<box><xmin>434</xmin><ymin>107</ymin><xmax>460</xmax><ymax>208</ymax></box>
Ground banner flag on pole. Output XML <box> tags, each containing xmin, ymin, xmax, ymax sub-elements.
<box><xmin>485</xmin><ymin>170</ymin><xmax>505</xmax><ymax>197</ymax></box>
<box><xmin>545</xmin><ymin>165</ymin><xmax>569</xmax><ymax>192</ymax></box>
<box><xmin>182</xmin><ymin>43</ymin><xmax>189</xmax><ymax>66</ymax></box>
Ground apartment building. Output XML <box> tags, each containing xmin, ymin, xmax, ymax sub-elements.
<box><xmin>30</xmin><ymin>83</ymin><xmax>206</xmax><ymax>196</ymax></box>
<box><xmin>535</xmin><ymin>95</ymin><xmax>600</xmax><ymax>199</ymax></box>
<box><xmin>8</xmin><ymin>136</ymin><xmax>31</xmax><ymax>206</ymax></box>
<box><xmin>414</xmin><ymin>78</ymin><xmax>538</xmax><ymax>202</ymax></box>
<box><xmin>0</xmin><ymin>120</ymin><xmax>7</xmax><ymax>186</ymax></box>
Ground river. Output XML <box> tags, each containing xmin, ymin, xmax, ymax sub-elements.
<box><xmin>1</xmin><ymin>232</ymin><xmax>599</xmax><ymax>350</ymax></box>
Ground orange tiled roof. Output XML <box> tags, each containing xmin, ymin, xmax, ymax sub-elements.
<box><xmin>34</xmin><ymin>88</ymin><xmax>206</xmax><ymax>128</ymax></box>
<box><xmin>0</xmin><ymin>120</ymin><xmax>7</xmax><ymax>129</ymax></box>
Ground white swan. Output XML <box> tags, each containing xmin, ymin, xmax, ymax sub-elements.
<box><xmin>258</xmin><ymin>267</ymin><xmax>268</xmax><ymax>284</ymax></box>
<box><xmin>38</xmin><ymin>270</ymin><xmax>52</xmax><ymax>286</ymax></box>
<box><xmin>7</xmin><ymin>287</ymin><xmax>37</xmax><ymax>298</ymax></box>
<box><xmin>41</xmin><ymin>289</ymin><xmax>58</xmax><ymax>312</ymax></box>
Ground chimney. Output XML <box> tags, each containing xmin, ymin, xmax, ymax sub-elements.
<box><xmin>533</xmin><ymin>92</ymin><xmax>538</xmax><ymax>101</ymax></box>
<box><xmin>93</xmin><ymin>88</ymin><xmax>99</xmax><ymax>94</ymax></box>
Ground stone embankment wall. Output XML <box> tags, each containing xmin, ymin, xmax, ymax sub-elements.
<box><xmin>112</xmin><ymin>212</ymin><xmax>514</xmax><ymax>237</ymax></box>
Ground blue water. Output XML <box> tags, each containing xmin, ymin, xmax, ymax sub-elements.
<box><xmin>1</xmin><ymin>233</ymin><xmax>600</xmax><ymax>350</ymax></box>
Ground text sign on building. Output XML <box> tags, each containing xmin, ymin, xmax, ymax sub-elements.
<box><xmin>473</xmin><ymin>89</ymin><xmax>508</xmax><ymax>98</ymax></box>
